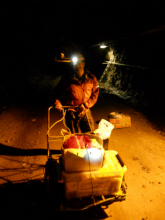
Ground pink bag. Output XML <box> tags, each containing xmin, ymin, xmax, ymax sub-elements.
<box><xmin>63</xmin><ymin>135</ymin><xmax>92</xmax><ymax>149</ymax></box>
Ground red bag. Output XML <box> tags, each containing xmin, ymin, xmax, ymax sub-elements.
<box><xmin>84</xmin><ymin>136</ymin><xmax>92</xmax><ymax>149</ymax></box>
<box><xmin>63</xmin><ymin>135</ymin><xmax>92</xmax><ymax>149</ymax></box>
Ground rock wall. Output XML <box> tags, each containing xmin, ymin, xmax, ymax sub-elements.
<box><xmin>100</xmin><ymin>28</ymin><xmax>165</xmax><ymax>118</ymax></box>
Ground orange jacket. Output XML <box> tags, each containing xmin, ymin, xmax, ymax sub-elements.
<box><xmin>54</xmin><ymin>70</ymin><xmax>99</xmax><ymax>109</ymax></box>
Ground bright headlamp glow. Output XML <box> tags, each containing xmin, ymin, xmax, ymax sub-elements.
<box><xmin>100</xmin><ymin>44</ymin><xmax>107</xmax><ymax>49</ymax></box>
<box><xmin>85</xmin><ymin>148</ymin><xmax>103</xmax><ymax>163</ymax></box>
<box><xmin>72</xmin><ymin>56</ymin><xmax>78</xmax><ymax>65</ymax></box>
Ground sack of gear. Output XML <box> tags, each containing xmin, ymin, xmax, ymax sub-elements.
<box><xmin>61</xmin><ymin>134</ymin><xmax>105</xmax><ymax>173</ymax></box>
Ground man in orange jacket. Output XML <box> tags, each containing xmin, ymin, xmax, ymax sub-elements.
<box><xmin>54</xmin><ymin>53</ymin><xmax>99</xmax><ymax>133</ymax></box>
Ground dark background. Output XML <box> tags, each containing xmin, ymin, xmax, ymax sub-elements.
<box><xmin>1</xmin><ymin>1</ymin><xmax>164</xmax><ymax>67</ymax></box>
<box><xmin>0</xmin><ymin>2</ymin><xmax>165</xmax><ymax>218</ymax></box>
<box><xmin>0</xmin><ymin>1</ymin><xmax>165</xmax><ymax>117</ymax></box>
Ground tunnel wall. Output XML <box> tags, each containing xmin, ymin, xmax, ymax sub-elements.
<box><xmin>106</xmin><ymin>28</ymin><xmax>165</xmax><ymax>116</ymax></box>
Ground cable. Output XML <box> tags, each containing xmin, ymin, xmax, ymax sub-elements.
<box><xmin>82</xmin><ymin>134</ymin><xmax>95</xmax><ymax>204</ymax></box>
<box><xmin>47</xmin><ymin>108</ymin><xmax>72</xmax><ymax>136</ymax></box>
<box><xmin>47</xmin><ymin>110</ymin><xmax>65</xmax><ymax>135</ymax></box>
<box><xmin>62</xmin><ymin>109</ymin><xmax>71</xmax><ymax>134</ymax></box>
<box><xmin>87</xmin><ymin>149</ymin><xmax>94</xmax><ymax>196</ymax></box>
<box><xmin>102</xmin><ymin>61</ymin><xmax>147</xmax><ymax>69</ymax></box>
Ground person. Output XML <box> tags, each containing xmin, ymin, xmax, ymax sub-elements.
<box><xmin>54</xmin><ymin>53</ymin><xmax>99</xmax><ymax>133</ymax></box>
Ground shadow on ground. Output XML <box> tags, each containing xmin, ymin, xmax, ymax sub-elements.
<box><xmin>99</xmin><ymin>90</ymin><xmax>165</xmax><ymax>134</ymax></box>
<box><xmin>0</xmin><ymin>144</ymin><xmax>111</xmax><ymax>219</ymax></box>
<box><xmin>0</xmin><ymin>179</ymin><xmax>110</xmax><ymax>220</ymax></box>
<box><xmin>0</xmin><ymin>144</ymin><xmax>61</xmax><ymax>156</ymax></box>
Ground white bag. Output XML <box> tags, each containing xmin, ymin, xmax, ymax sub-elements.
<box><xmin>61</xmin><ymin>147</ymin><xmax>104</xmax><ymax>173</ymax></box>
<box><xmin>61</xmin><ymin>134</ymin><xmax>104</xmax><ymax>173</ymax></box>
<box><xmin>97</xmin><ymin>119</ymin><xmax>114</xmax><ymax>140</ymax></box>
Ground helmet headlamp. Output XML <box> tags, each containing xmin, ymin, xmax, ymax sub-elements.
<box><xmin>71</xmin><ymin>53</ymin><xmax>85</xmax><ymax>65</ymax></box>
<box><xmin>72</xmin><ymin>56</ymin><xmax>78</xmax><ymax>65</ymax></box>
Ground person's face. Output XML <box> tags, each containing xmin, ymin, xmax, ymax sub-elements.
<box><xmin>74</xmin><ymin>61</ymin><xmax>85</xmax><ymax>77</ymax></box>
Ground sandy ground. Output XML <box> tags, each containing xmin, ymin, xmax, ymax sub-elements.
<box><xmin>0</xmin><ymin>91</ymin><xmax>165</xmax><ymax>220</ymax></box>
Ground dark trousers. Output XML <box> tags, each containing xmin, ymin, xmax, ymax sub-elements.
<box><xmin>65</xmin><ymin>109</ymin><xmax>95</xmax><ymax>133</ymax></box>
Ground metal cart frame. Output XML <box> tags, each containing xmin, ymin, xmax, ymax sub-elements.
<box><xmin>45</xmin><ymin>106</ymin><xmax>127</xmax><ymax>211</ymax></box>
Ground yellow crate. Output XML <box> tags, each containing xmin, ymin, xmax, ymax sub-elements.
<box><xmin>62</xmin><ymin>151</ymin><xmax>127</xmax><ymax>199</ymax></box>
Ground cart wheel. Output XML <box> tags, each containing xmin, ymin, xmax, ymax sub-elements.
<box><xmin>45</xmin><ymin>159</ymin><xmax>52</xmax><ymax>199</ymax></box>
<box><xmin>45</xmin><ymin>158</ymin><xmax>60</xmax><ymax>207</ymax></box>
<box><xmin>121</xmin><ymin>173</ymin><xmax>127</xmax><ymax>195</ymax></box>
<box><xmin>123</xmin><ymin>173</ymin><xmax>126</xmax><ymax>182</ymax></box>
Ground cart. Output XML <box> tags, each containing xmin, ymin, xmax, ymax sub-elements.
<box><xmin>45</xmin><ymin>106</ymin><xmax>127</xmax><ymax>211</ymax></box>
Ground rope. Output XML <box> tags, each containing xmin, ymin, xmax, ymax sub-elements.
<box><xmin>85</xmin><ymin>110</ymin><xmax>94</xmax><ymax>133</ymax></box>
<box><xmin>77</xmin><ymin>133</ymin><xmax>95</xmax><ymax>200</ymax></box>
<box><xmin>81</xmin><ymin>133</ymin><xmax>95</xmax><ymax>201</ymax></box>
<box><xmin>47</xmin><ymin>109</ymin><xmax>71</xmax><ymax>135</ymax></box>
<box><xmin>62</xmin><ymin>109</ymin><xmax>71</xmax><ymax>134</ymax></box>
<box><xmin>86</xmin><ymin>144</ymin><xmax>94</xmax><ymax>200</ymax></box>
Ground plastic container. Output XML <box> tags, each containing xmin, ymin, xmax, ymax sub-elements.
<box><xmin>62</xmin><ymin>150</ymin><xmax>127</xmax><ymax>199</ymax></box>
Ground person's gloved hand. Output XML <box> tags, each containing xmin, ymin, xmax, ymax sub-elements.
<box><xmin>55</xmin><ymin>100</ymin><xmax>63</xmax><ymax>111</ymax></box>
<box><xmin>76</xmin><ymin>104</ymin><xmax>86</xmax><ymax>114</ymax></box>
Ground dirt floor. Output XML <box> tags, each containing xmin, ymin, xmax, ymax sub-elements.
<box><xmin>0</xmin><ymin>90</ymin><xmax>165</xmax><ymax>220</ymax></box>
